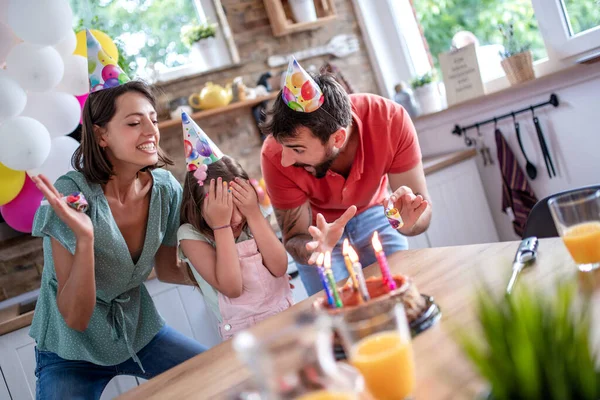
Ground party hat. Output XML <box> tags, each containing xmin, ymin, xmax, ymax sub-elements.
<box><xmin>86</xmin><ymin>29</ymin><xmax>130</xmax><ymax>93</ymax></box>
<box><xmin>181</xmin><ymin>112</ymin><xmax>223</xmax><ymax>185</ymax></box>
<box><xmin>282</xmin><ymin>56</ymin><xmax>324</xmax><ymax>113</ymax></box>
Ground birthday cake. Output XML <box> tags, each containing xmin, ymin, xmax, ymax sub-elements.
<box><xmin>313</xmin><ymin>274</ymin><xmax>428</xmax><ymax>324</ymax></box>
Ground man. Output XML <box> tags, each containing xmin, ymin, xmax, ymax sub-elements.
<box><xmin>261</xmin><ymin>58</ymin><xmax>432</xmax><ymax>295</ymax></box>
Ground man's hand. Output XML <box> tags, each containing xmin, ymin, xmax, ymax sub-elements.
<box><xmin>384</xmin><ymin>186</ymin><xmax>429</xmax><ymax>235</ymax></box>
<box><xmin>305</xmin><ymin>205</ymin><xmax>357</xmax><ymax>264</ymax></box>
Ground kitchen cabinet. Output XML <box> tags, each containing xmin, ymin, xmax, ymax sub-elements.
<box><xmin>0</xmin><ymin>280</ymin><xmax>222</xmax><ymax>399</ymax></box>
<box><xmin>406</xmin><ymin>156</ymin><xmax>499</xmax><ymax>249</ymax></box>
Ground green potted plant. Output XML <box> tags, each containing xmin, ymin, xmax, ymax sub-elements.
<box><xmin>498</xmin><ymin>23</ymin><xmax>535</xmax><ymax>85</ymax></box>
<box><xmin>410</xmin><ymin>70</ymin><xmax>442</xmax><ymax>115</ymax></box>
<box><xmin>457</xmin><ymin>281</ymin><xmax>600</xmax><ymax>400</ymax></box>
<box><xmin>181</xmin><ymin>21</ymin><xmax>219</xmax><ymax>72</ymax></box>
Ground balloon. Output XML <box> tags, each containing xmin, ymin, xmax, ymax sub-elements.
<box><xmin>74</xmin><ymin>29</ymin><xmax>118</xmax><ymax>61</ymax></box>
<box><xmin>21</xmin><ymin>92</ymin><xmax>81</xmax><ymax>138</ymax></box>
<box><xmin>0</xmin><ymin>162</ymin><xmax>25</xmax><ymax>206</ymax></box>
<box><xmin>0</xmin><ymin>116</ymin><xmax>51</xmax><ymax>171</ymax></box>
<box><xmin>0</xmin><ymin>70</ymin><xmax>27</xmax><ymax>119</ymax></box>
<box><xmin>27</xmin><ymin>136</ymin><xmax>79</xmax><ymax>184</ymax></box>
<box><xmin>291</xmin><ymin>72</ymin><xmax>305</xmax><ymax>88</ymax></box>
<box><xmin>0</xmin><ymin>20</ymin><xmax>19</xmax><ymax>64</ymax></box>
<box><xmin>102</xmin><ymin>64</ymin><xmax>120</xmax><ymax>81</ymax></box>
<box><xmin>53</xmin><ymin>29</ymin><xmax>77</xmax><ymax>56</ymax></box>
<box><xmin>7</xmin><ymin>0</ymin><xmax>73</xmax><ymax>46</ymax></box>
<box><xmin>103</xmin><ymin>77</ymin><xmax>119</xmax><ymax>88</ymax></box>
<box><xmin>6</xmin><ymin>43</ymin><xmax>64</xmax><ymax>92</ymax></box>
<box><xmin>301</xmin><ymin>80</ymin><xmax>316</xmax><ymax>100</ymax></box>
<box><xmin>76</xmin><ymin>93</ymin><xmax>88</xmax><ymax>123</ymax></box>
<box><xmin>56</xmin><ymin>55</ymin><xmax>88</xmax><ymax>95</ymax></box>
<box><xmin>0</xmin><ymin>176</ymin><xmax>44</xmax><ymax>233</ymax></box>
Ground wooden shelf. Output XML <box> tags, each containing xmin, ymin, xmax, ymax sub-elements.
<box><xmin>158</xmin><ymin>92</ymin><xmax>278</xmax><ymax>130</ymax></box>
<box><xmin>263</xmin><ymin>0</ymin><xmax>336</xmax><ymax>37</ymax></box>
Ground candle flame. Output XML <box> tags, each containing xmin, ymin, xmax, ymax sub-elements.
<box><xmin>347</xmin><ymin>245</ymin><xmax>359</xmax><ymax>263</ymax></box>
<box><xmin>324</xmin><ymin>251</ymin><xmax>331</xmax><ymax>269</ymax></box>
<box><xmin>316</xmin><ymin>252</ymin><xmax>324</xmax><ymax>267</ymax></box>
<box><xmin>342</xmin><ymin>238</ymin><xmax>349</xmax><ymax>255</ymax></box>
<box><xmin>372</xmin><ymin>231</ymin><xmax>383</xmax><ymax>252</ymax></box>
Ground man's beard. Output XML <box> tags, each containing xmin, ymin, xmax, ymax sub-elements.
<box><xmin>293</xmin><ymin>147</ymin><xmax>338</xmax><ymax>179</ymax></box>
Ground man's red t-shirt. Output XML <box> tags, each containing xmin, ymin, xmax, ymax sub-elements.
<box><xmin>261</xmin><ymin>93</ymin><xmax>421</xmax><ymax>222</ymax></box>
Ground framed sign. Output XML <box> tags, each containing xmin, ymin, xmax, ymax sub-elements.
<box><xmin>439</xmin><ymin>43</ymin><xmax>486</xmax><ymax>106</ymax></box>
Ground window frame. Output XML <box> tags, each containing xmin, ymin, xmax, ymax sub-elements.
<box><xmin>531</xmin><ymin>0</ymin><xmax>600</xmax><ymax>60</ymax></box>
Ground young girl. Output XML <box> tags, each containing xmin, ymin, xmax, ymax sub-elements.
<box><xmin>177</xmin><ymin>113</ymin><xmax>293</xmax><ymax>340</ymax></box>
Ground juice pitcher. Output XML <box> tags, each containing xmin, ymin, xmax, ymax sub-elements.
<box><xmin>232</xmin><ymin>312</ymin><xmax>371</xmax><ymax>400</ymax></box>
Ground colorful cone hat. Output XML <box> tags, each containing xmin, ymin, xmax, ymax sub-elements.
<box><xmin>181</xmin><ymin>112</ymin><xmax>223</xmax><ymax>185</ymax></box>
<box><xmin>86</xmin><ymin>29</ymin><xmax>130</xmax><ymax>93</ymax></box>
<box><xmin>282</xmin><ymin>56</ymin><xmax>324</xmax><ymax>113</ymax></box>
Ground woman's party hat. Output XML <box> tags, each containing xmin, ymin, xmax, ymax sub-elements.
<box><xmin>282</xmin><ymin>56</ymin><xmax>324</xmax><ymax>113</ymax></box>
<box><xmin>181</xmin><ymin>112</ymin><xmax>223</xmax><ymax>185</ymax></box>
<box><xmin>86</xmin><ymin>29</ymin><xmax>130</xmax><ymax>93</ymax></box>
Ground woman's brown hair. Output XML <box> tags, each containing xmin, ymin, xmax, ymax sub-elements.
<box><xmin>180</xmin><ymin>155</ymin><xmax>251</xmax><ymax>242</ymax></box>
<box><xmin>72</xmin><ymin>81</ymin><xmax>173</xmax><ymax>184</ymax></box>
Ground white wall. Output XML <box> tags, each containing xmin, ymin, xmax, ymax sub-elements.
<box><xmin>414</xmin><ymin>64</ymin><xmax>600</xmax><ymax>242</ymax></box>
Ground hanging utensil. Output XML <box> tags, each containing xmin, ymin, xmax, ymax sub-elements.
<box><xmin>506</xmin><ymin>236</ymin><xmax>539</xmax><ymax>295</ymax></box>
<box><xmin>476</xmin><ymin>124</ymin><xmax>494</xmax><ymax>166</ymax></box>
<box><xmin>513</xmin><ymin>112</ymin><xmax>537</xmax><ymax>180</ymax></box>
<box><xmin>531</xmin><ymin>107</ymin><xmax>556</xmax><ymax>178</ymax></box>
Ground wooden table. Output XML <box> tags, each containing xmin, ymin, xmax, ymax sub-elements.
<box><xmin>119</xmin><ymin>238</ymin><xmax>581</xmax><ymax>400</ymax></box>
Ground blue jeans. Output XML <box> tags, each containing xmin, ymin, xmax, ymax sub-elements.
<box><xmin>297</xmin><ymin>205</ymin><xmax>409</xmax><ymax>296</ymax></box>
<box><xmin>34</xmin><ymin>325</ymin><xmax>205</xmax><ymax>400</ymax></box>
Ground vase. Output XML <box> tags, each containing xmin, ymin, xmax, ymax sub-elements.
<box><xmin>189</xmin><ymin>37</ymin><xmax>221</xmax><ymax>72</ymax></box>
<box><xmin>289</xmin><ymin>0</ymin><xmax>318</xmax><ymax>23</ymax></box>
<box><xmin>413</xmin><ymin>82</ymin><xmax>443</xmax><ymax>115</ymax></box>
<box><xmin>500</xmin><ymin>50</ymin><xmax>535</xmax><ymax>85</ymax></box>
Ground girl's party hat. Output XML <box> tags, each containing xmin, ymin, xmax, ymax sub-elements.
<box><xmin>181</xmin><ymin>112</ymin><xmax>223</xmax><ymax>185</ymax></box>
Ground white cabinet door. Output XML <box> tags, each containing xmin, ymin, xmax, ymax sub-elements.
<box><xmin>176</xmin><ymin>285</ymin><xmax>222</xmax><ymax>348</ymax></box>
<box><xmin>145</xmin><ymin>280</ymin><xmax>194</xmax><ymax>339</ymax></box>
<box><xmin>0</xmin><ymin>370</ymin><xmax>10</xmax><ymax>400</ymax></box>
<box><xmin>424</xmin><ymin>158</ymin><xmax>499</xmax><ymax>247</ymax></box>
<box><xmin>99</xmin><ymin>377</ymin><xmax>138</xmax><ymax>400</ymax></box>
<box><xmin>0</xmin><ymin>326</ymin><xmax>36</xmax><ymax>400</ymax></box>
<box><xmin>406</xmin><ymin>233</ymin><xmax>430</xmax><ymax>250</ymax></box>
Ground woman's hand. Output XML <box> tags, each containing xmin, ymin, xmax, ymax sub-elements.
<box><xmin>32</xmin><ymin>174</ymin><xmax>94</xmax><ymax>239</ymax></box>
<box><xmin>202</xmin><ymin>177</ymin><xmax>233</xmax><ymax>229</ymax></box>
<box><xmin>230</xmin><ymin>177</ymin><xmax>261</xmax><ymax>220</ymax></box>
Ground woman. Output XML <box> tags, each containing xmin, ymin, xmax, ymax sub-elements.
<box><xmin>30</xmin><ymin>80</ymin><xmax>205</xmax><ymax>400</ymax></box>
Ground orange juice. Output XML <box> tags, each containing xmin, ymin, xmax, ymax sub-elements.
<box><xmin>296</xmin><ymin>390</ymin><xmax>358</xmax><ymax>400</ymax></box>
<box><xmin>350</xmin><ymin>331</ymin><xmax>415</xmax><ymax>400</ymax></box>
<box><xmin>563</xmin><ymin>222</ymin><xmax>600</xmax><ymax>265</ymax></box>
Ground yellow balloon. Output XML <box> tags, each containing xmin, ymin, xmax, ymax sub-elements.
<box><xmin>74</xmin><ymin>29</ymin><xmax>119</xmax><ymax>62</ymax></box>
<box><xmin>0</xmin><ymin>162</ymin><xmax>26</xmax><ymax>206</ymax></box>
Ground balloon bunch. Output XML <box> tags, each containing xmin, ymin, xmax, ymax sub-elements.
<box><xmin>0</xmin><ymin>0</ymin><xmax>120</xmax><ymax>232</ymax></box>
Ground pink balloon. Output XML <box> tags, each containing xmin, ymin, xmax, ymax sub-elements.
<box><xmin>0</xmin><ymin>176</ymin><xmax>43</xmax><ymax>233</ymax></box>
<box><xmin>75</xmin><ymin>93</ymin><xmax>88</xmax><ymax>124</ymax></box>
<box><xmin>101</xmin><ymin>64</ymin><xmax>120</xmax><ymax>81</ymax></box>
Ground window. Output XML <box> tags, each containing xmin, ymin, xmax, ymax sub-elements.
<box><xmin>412</xmin><ymin>0</ymin><xmax>548</xmax><ymax>69</ymax></box>
<box><xmin>69</xmin><ymin>0</ymin><xmax>239</xmax><ymax>82</ymax></box>
<box><xmin>532</xmin><ymin>0</ymin><xmax>600</xmax><ymax>59</ymax></box>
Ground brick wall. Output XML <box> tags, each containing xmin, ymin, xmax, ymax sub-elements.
<box><xmin>0</xmin><ymin>0</ymin><xmax>378</xmax><ymax>302</ymax></box>
<box><xmin>155</xmin><ymin>0</ymin><xmax>379</xmax><ymax>182</ymax></box>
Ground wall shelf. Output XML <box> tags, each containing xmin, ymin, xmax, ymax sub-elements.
<box><xmin>263</xmin><ymin>0</ymin><xmax>336</xmax><ymax>37</ymax></box>
<box><xmin>157</xmin><ymin>92</ymin><xmax>278</xmax><ymax>130</ymax></box>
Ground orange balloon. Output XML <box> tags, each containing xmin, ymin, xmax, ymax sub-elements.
<box><xmin>291</xmin><ymin>72</ymin><xmax>305</xmax><ymax>88</ymax></box>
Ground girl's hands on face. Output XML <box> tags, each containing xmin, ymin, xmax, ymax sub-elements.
<box><xmin>202</xmin><ymin>177</ymin><xmax>233</xmax><ymax>229</ymax></box>
<box><xmin>230</xmin><ymin>177</ymin><xmax>261</xmax><ymax>220</ymax></box>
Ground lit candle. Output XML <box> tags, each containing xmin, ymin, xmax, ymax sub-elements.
<box><xmin>324</xmin><ymin>251</ymin><xmax>343</xmax><ymax>308</ymax></box>
<box><xmin>316</xmin><ymin>252</ymin><xmax>335</xmax><ymax>307</ymax></box>
<box><xmin>346</xmin><ymin>244</ymin><xmax>371</xmax><ymax>302</ymax></box>
<box><xmin>371</xmin><ymin>231</ymin><xmax>397</xmax><ymax>291</ymax></box>
<box><xmin>342</xmin><ymin>239</ymin><xmax>359</xmax><ymax>290</ymax></box>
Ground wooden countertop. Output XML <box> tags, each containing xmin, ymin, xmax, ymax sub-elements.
<box><xmin>422</xmin><ymin>148</ymin><xmax>476</xmax><ymax>175</ymax></box>
<box><xmin>118</xmin><ymin>238</ymin><xmax>588</xmax><ymax>400</ymax></box>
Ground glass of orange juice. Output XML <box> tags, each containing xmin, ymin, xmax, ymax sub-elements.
<box><xmin>335</xmin><ymin>300</ymin><xmax>415</xmax><ymax>400</ymax></box>
<box><xmin>548</xmin><ymin>189</ymin><xmax>600</xmax><ymax>272</ymax></box>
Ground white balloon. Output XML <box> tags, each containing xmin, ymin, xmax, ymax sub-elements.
<box><xmin>7</xmin><ymin>0</ymin><xmax>73</xmax><ymax>46</ymax></box>
<box><xmin>21</xmin><ymin>91</ymin><xmax>81</xmax><ymax>138</ymax></box>
<box><xmin>27</xmin><ymin>136</ymin><xmax>79</xmax><ymax>183</ymax></box>
<box><xmin>53</xmin><ymin>29</ymin><xmax>77</xmax><ymax>57</ymax></box>
<box><xmin>56</xmin><ymin>55</ymin><xmax>88</xmax><ymax>95</ymax></box>
<box><xmin>6</xmin><ymin>43</ymin><xmax>64</xmax><ymax>92</ymax></box>
<box><xmin>0</xmin><ymin>70</ymin><xmax>27</xmax><ymax>118</ymax></box>
<box><xmin>0</xmin><ymin>116</ymin><xmax>51</xmax><ymax>171</ymax></box>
